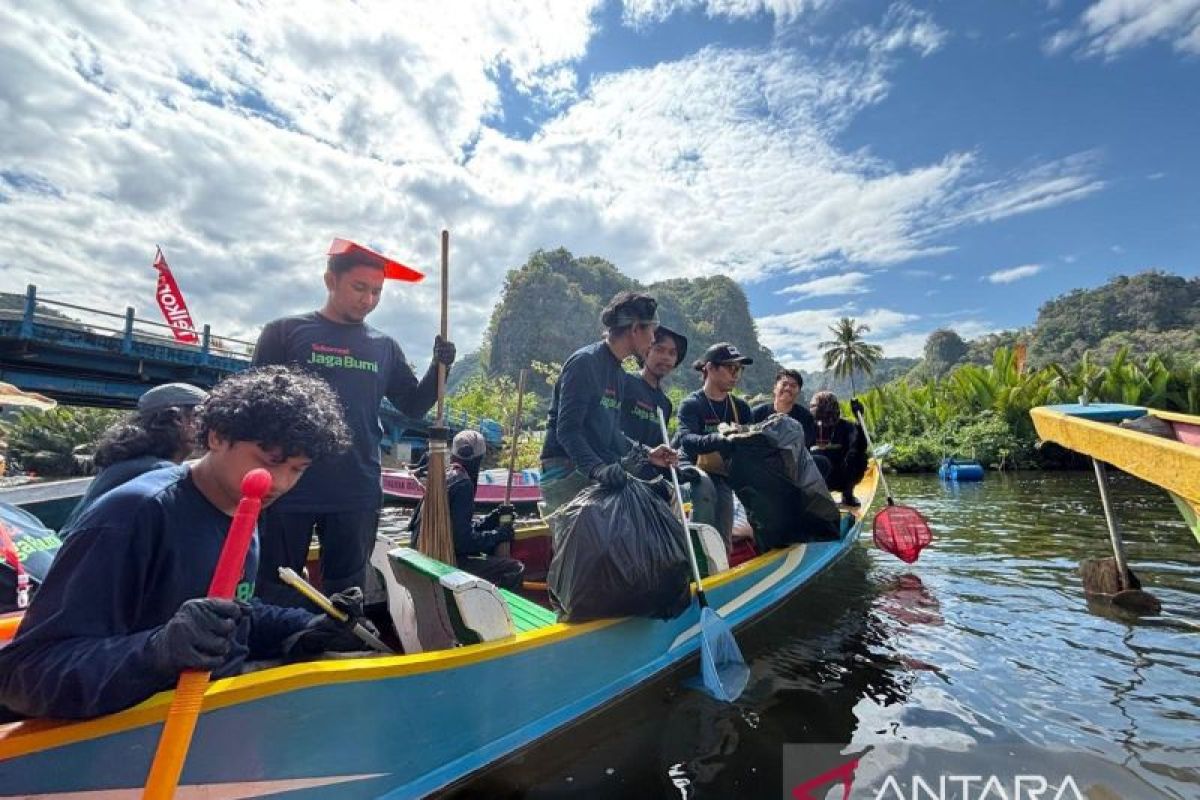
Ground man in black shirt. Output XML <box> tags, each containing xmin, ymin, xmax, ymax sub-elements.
<box><xmin>620</xmin><ymin>325</ymin><xmax>688</xmax><ymax>479</ymax></box>
<box><xmin>253</xmin><ymin>239</ymin><xmax>456</xmax><ymax>606</ymax></box>
<box><xmin>676</xmin><ymin>343</ymin><xmax>755</xmax><ymax>550</ymax></box>
<box><xmin>0</xmin><ymin>367</ymin><xmax>367</xmax><ymax>720</ymax></box>
<box><xmin>540</xmin><ymin>292</ymin><xmax>678</xmax><ymax>512</ymax></box>
<box><xmin>751</xmin><ymin>368</ymin><xmax>830</xmax><ymax>478</ymax></box>
<box><xmin>809</xmin><ymin>391</ymin><xmax>869</xmax><ymax>507</ymax></box>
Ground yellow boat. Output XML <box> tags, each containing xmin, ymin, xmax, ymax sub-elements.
<box><xmin>1030</xmin><ymin>403</ymin><xmax>1200</xmax><ymax>547</ymax></box>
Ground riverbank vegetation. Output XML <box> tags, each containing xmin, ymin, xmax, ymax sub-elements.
<box><xmin>857</xmin><ymin>346</ymin><xmax>1200</xmax><ymax>472</ymax></box>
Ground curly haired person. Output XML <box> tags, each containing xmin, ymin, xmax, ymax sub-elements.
<box><xmin>0</xmin><ymin>367</ymin><xmax>374</xmax><ymax>720</ymax></box>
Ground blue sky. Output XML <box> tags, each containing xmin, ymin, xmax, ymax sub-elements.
<box><xmin>1</xmin><ymin>1</ymin><xmax>1197</xmax><ymax>368</ymax></box>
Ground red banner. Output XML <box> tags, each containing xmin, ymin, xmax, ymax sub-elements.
<box><xmin>152</xmin><ymin>248</ymin><xmax>199</xmax><ymax>344</ymax></box>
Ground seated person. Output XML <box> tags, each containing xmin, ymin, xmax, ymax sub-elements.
<box><xmin>676</xmin><ymin>343</ymin><xmax>755</xmax><ymax>551</ymax></box>
<box><xmin>410</xmin><ymin>431</ymin><xmax>525</xmax><ymax>591</ymax></box>
<box><xmin>62</xmin><ymin>382</ymin><xmax>208</xmax><ymax>533</ymax></box>
<box><xmin>750</xmin><ymin>368</ymin><xmax>831</xmax><ymax>479</ymax></box>
<box><xmin>0</xmin><ymin>367</ymin><xmax>371</xmax><ymax>721</ymax></box>
<box><xmin>731</xmin><ymin>496</ymin><xmax>754</xmax><ymax>545</ymax></box>
<box><xmin>808</xmin><ymin>391</ymin><xmax>868</xmax><ymax>507</ymax></box>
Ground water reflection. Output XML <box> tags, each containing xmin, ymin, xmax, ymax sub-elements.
<box><xmin>449</xmin><ymin>472</ymin><xmax>1199</xmax><ymax>798</ymax></box>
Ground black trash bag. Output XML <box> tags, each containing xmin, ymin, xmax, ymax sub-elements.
<box><xmin>727</xmin><ymin>414</ymin><xmax>841</xmax><ymax>548</ymax></box>
<box><xmin>0</xmin><ymin>502</ymin><xmax>63</xmax><ymax>613</ymax></box>
<box><xmin>547</xmin><ymin>478</ymin><xmax>691</xmax><ymax>622</ymax></box>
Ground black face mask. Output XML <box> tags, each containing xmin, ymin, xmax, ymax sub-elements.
<box><xmin>457</xmin><ymin>456</ymin><xmax>483</xmax><ymax>484</ymax></box>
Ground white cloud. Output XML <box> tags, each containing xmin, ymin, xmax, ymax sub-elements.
<box><xmin>756</xmin><ymin>306</ymin><xmax>918</xmax><ymax>369</ymax></box>
<box><xmin>1046</xmin><ymin>0</ymin><xmax>1200</xmax><ymax>58</ymax></box>
<box><xmin>847</xmin><ymin>3</ymin><xmax>948</xmax><ymax>57</ymax></box>
<box><xmin>777</xmin><ymin>271</ymin><xmax>871</xmax><ymax>299</ymax></box>
<box><xmin>984</xmin><ymin>264</ymin><xmax>1043</xmax><ymax>284</ymax></box>
<box><xmin>0</xmin><ymin>2</ymin><xmax>1103</xmax><ymax>363</ymax></box>
<box><xmin>756</xmin><ymin>305</ymin><xmax>999</xmax><ymax>369</ymax></box>
<box><xmin>622</xmin><ymin>0</ymin><xmax>828</xmax><ymax>27</ymax></box>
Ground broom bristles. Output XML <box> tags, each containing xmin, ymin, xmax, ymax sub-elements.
<box><xmin>417</xmin><ymin>432</ymin><xmax>456</xmax><ymax>564</ymax></box>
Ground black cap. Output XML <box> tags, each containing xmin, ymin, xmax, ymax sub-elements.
<box><xmin>137</xmin><ymin>382</ymin><xmax>208</xmax><ymax>414</ymax></box>
<box><xmin>693</xmin><ymin>342</ymin><xmax>754</xmax><ymax>372</ymax></box>
<box><xmin>654</xmin><ymin>325</ymin><xmax>689</xmax><ymax>367</ymax></box>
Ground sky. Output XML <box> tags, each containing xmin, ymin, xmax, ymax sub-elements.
<box><xmin>1</xmin><ymin>0</ymin><xmax>1198</xmax><ymax>371</ymax></box>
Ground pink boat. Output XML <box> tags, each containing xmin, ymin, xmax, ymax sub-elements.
<box><xmin>380</xmin><ymin>467</ymin><xmax>543</xmax><ymax>506</ymax></box>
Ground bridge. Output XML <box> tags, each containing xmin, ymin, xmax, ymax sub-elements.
<box><xmin>0</xmin><ymin>284</ymin><xmax>501</xmax><ymax>457</ymax></box>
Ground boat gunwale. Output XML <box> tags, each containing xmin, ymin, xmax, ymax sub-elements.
<box><xmin>0</xmin><ymin>465</ymin><xmax>878</xmax><ymax>763</ymax></box>
<box><xmin>1030</xmin><ymin>406</ymin><xmax>1200</xmax><ymax>504</ymax></box>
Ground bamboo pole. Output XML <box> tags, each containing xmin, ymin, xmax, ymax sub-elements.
<box><xmin>495</xmin><ymin>368</ymin><xmax>527</xmax><ymax>558</ymax></box>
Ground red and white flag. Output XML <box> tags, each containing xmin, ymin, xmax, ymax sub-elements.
<box><xmin>152</xmin><ymin>247</ymin><xmax>199</xmax><ymax>344</ymax></box>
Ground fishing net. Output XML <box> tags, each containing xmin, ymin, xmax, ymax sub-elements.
<box><xmin>872</xmin><ymin>505</ymin><xmax>932</xmax><ymax>564</ymax></box>
<box><xmin>698</xmin><ymin>606</ymin><xmax>750</xmax><ymax>702</ymax></box>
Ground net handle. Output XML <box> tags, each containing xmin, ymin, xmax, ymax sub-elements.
<box><xmin>853</xmin><ymin>402</ymin><xmax>894</xmax><ymax>506</ymax></box>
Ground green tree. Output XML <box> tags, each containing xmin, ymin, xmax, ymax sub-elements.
<box><xmin>2</xmin><ymin>407</ymin><xmax>123</xmax><ymax>477</ymax></box>
<box><xmin>819</xmin><ymin>317</ymin><xmax>883</xmax><ymax>395</ymax></box>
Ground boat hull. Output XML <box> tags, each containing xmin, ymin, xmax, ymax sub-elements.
<box><xmin>0</xmin><ymin>468</ymin><xmax>878</xmax><ymax>798</ymax></box>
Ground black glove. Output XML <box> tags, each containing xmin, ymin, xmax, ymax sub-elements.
<box><xmin>147</xmin><ymin>598</ymin><xmax>243</xmax><ymax>674</ymax></box>
<box><xmin>676</xmin><ymin>464</ymin><xmax>704</xmax><ymax>484</ymax></box>
<box><xmin>479</xmin><ymin>506</ymin><xmax>503</xmax><ymax>531</ymax></box>
<box><xmin>496</xmin><ymin>521</ymin><xmax>516</xmax><ymax>543</ymax></box>
<box><xmin>590</xmin><ymin>462</ymin><xmax>628</xmax><ymax>489</ymax></box>
<box><xmin>281</xmin><ymin>588</ymin><xmax>377</xmax><ymax>661</ymax></box>
<box><xmin>433</xmin><ymin>335</ymin><xmax>456</xmax><ymax>367</ymax></box>
<box><xmin>849</xmin><ymin>398</ymin><xmax>865</xmax><ymax>417</ymax></box>
<box><xmin>495</xmin><ymin>502</ymin><xmax>516</xmax><ymax>527</ymax></box>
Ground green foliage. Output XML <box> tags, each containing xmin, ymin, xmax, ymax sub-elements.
<box><xmin>2</xmin><ymin>407</ymin><xmax>124</xmax><ymax>477</ymax></box>
<box><xmin>446</xmin><ymin>373</ymin><xmax>548</xmax><ymax>471</ymax></box>
<box><xmin>819</xmin><ymin>317</ymin><xmax>883</xmax><ymax>394</ymax></box>
<box><xmin>483</xmin><ymin>248</ymin><xmax>782</xmax><ymax>398</ymax></box>
<box><xmin>923</xmin><ymin>328</ymin><xmax>968</xmax><ymax>378</ymax></box>
<box><xmin>859</xmin><ymin>345</ymin><xmax>1199</xmax><ymax>472</ymax></box>
<box><xmin>1029</xmin><ymin>271</ymin><xmax>1200</xmax><ymax>365</ymax></box>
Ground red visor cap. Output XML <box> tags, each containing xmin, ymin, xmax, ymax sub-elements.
<box><xmin>328</xmin><ymin>238</ymin><xmax>425</xmax><ymax>282</ymax></box>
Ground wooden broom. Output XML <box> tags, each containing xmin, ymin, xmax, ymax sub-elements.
<box><xmin>494</xmin><ymin>368</ymin><xmax>528</xmax><ymax>559</ymax></box>
<box><xmin>417</xmin><ymin>230</ymin><xmax>456</xmax><ymax>565</ymax></box>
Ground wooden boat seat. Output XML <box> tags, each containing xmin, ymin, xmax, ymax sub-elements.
<box><xmin>386</xmin><ymin>547</ymin><xmax>557</xmax><ymax>652</ymax></box>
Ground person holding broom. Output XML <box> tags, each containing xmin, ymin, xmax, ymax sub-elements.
<box><xmin>0</xmin><ymin>367</ymin><xmax>371</xmax><ymax>720</ymax></box>
<box><xmin>409</xmin><ymin>431</ymin><xmax>524</xmax><ymax>591</ymax></box>
<box><xmin>252</xmin><ymin>239</ymin><xmax>457</xmax><ymax>607</ymax></box>
<box><xmin>540</xmin><ymin>291</ymin><xmax>679</xmax><ymax>513</ymax></box>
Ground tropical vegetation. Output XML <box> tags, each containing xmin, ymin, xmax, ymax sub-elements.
<box><xmin>2</xmin><ymin>407</ymin><xmax>123</xmax><ymax>477</ymax></box>
<box><xmin>857</xmin><ymin>346</ymin><xmax>1200</xmax><ymax>472</ymax></box>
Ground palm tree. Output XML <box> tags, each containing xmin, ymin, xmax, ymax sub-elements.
<box><xmin>819</xmin><ymin>317</ymin><xmax>883</xmax><ymax>395</ymax></box>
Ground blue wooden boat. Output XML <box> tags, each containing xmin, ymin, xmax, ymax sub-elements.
<box><xmin>0</xmin><ymin>465</ymin><xmax>878</xmax><ymax>799</ymax></box>
<box><xmin>938</xmin><ymin>457</ymin><xmax>984</xmax><ymax>482</ymax></box>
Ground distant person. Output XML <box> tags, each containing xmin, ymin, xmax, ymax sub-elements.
<box><xmin>0</xmin><ymin>367</ymin><xmax>371</xmax><ymax>720</ymax></box>
<box><xmin>676</xmin><ymin>343</ymin><xmax>754</xmax><ymax>550</ymax></box>
<box><xmin>61</xmin><ymin>382</ymin><xmax>208</xmax><ymax>532</ymax></box>
<box><xmin>751</xmin><ymin>368</ymin><xmax>829</xmax><ymax>478</ymax></box>
<box><xmin>252</xmin><ymin>238</ymin><xmax>456</xmax><ymax>607</ymax></box>
<box><xmin>809</xmin><ymin>391</ymin><xmax>868</xmax><ymax>507</ymax></box>
<box><xmin>620</xmin><ymin>325</ymin><xmax>689</xmax><ymax>479</ymax></box>
<box><xmin>540</xmin><ymin>291</ymin><xmax>678</xmax><ymax>513</ymax></box>
<box><xmin>410</xmin><ymin>431</ymin><xmax>524</xmax><ymax>591</ymax></box>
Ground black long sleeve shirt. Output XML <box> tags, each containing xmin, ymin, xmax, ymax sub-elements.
<box><xmin>540</xmin><ymin>341</ymin><xmax>630</xmax><ymax>475</ymax></box>
<box><xmin>676</xmin><ymin>390</ymin><xmax>753</xmax><ymax>462</ymax></box>
<box><xmin>0</xmin><ymin>467</ymin><xmax>312</xmax><ymax>720</ymax></box>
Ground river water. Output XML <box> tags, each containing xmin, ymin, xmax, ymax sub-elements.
<box><xmin>440</xmin><ymin>471</ymin><xmax>1200</xmax><ymax>799</ymax></box>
